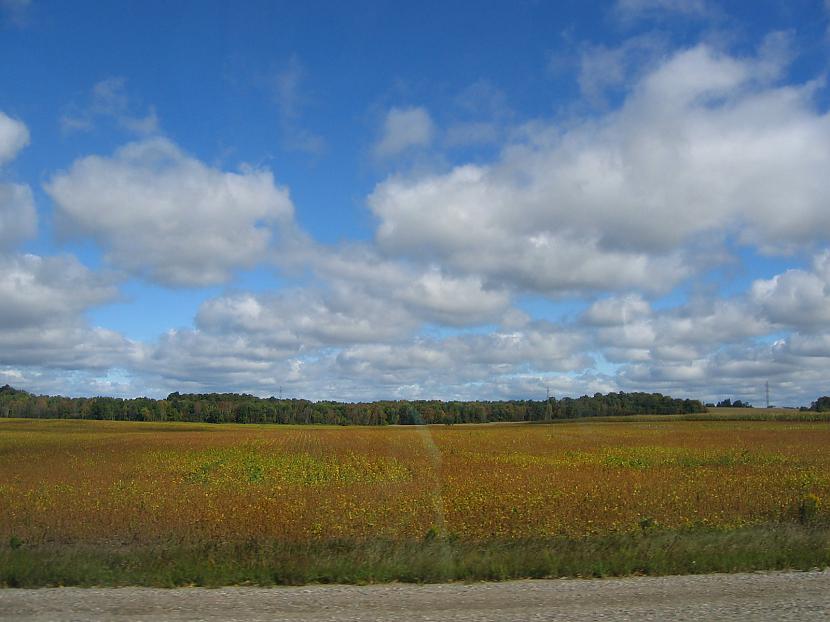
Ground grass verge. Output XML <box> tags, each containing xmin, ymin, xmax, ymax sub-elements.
<box><xmin>2</xmin><ymin>524</ymin><xmax>829</xmax><ymax>587</ymax></box>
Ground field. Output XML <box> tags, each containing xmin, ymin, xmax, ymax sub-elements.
<box><xmin>1</xmin><ymin>414</ymin><xmax>829</xmax><ymax>585</ymax></box>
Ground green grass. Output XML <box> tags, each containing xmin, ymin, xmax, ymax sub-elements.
<box><xmin>2</xmin><ymin>524</ymin><xmax>829</xmax><ymax>587</ymax></box>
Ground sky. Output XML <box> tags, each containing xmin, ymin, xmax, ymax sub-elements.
<box><xmin>2</xmin><ymin>0</ymin><xmax>830</xmax><ymax>405</ymax></box>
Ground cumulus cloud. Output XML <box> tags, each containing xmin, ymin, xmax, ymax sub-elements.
<box><xmin>8</xmin><ymin>33</ymin><xmax>830</xmax><ymax>406</ymax></box>
<box><xmin>585</xmin><ymin>291</ymin><xmax>772</xmax><ymax>363</ymax></box>
<box><xmin>0</xmin><ymin>183</ymin><xmax>36</xmax><ymax>250</ymax></box>
<box><xmin>332</xmin><ymin>322</ymin><xmax>591</xmax><ymax>399</ymax></box>
<box><xmin>578</xmin><ymin>255</ymin><xmax>830</xmax><ymax>405</ymax></box>
<box><xmin>149</xmin><ymin>246</ymin><xmax>512</xmax><ymax>387</ymax></box>
<box><xmin>297</xmin><ymin>243</ymin><xmax>512</xmax><ymax>327</ymax></box>
<box><xmin>139</xmin><ymin>328</ymin><xmax>295</xmax><ymax>389</ymax></box>
<box><xmin>0</xmin><ymin>325</ymin><xmax>136</xmax><ymax>370</ymax></box>
<box><xmin>576</xmin><ymin>35</ymin><xmax>665</xmax><ymax>106</ymax></box>
<box><xmin>374</xmin><ymin>106</ymin><xmax>435</xmax><ymax>158</ymax></box>
<box><xmin>750</xmin><ymin>252</ymin><xmax>830</xmax><ymax>331</ymax></box>
<box><xmin>0</xmin><ymin>112</ymin><xmax>35</xmax><ymax>250</ymax></box>
<box><xmin>0</xmin><ymin>253</ymin><xmax>118</xmax><ymax>328</ymax></box>
<box><xmin>370</xmin><ymin>165</ymin><xmax>690</xmax><ymax>295</ymax></box>
<box><xmin>0</xmin><ymin>252</ymin><xmax>136</xmax><ymax>372</ymax></box>
<box><xmin>46</xmin><ymin>137</ymin><xmax>295</xmax><ymax>286</ymax></box>
<box><xmin>0</xmin><ymin>111</ymin><xmax>29</xmax><ymax>165</ymax></box>
<box><xmin>136</xmin><ymin>312</ymin><xmax>590</xmax><ymax>400</ymax></box>
<box><xmin>122</xmin><ymin>245</ymin><xmax>830</xmax><ymax>403</ymax></box>
<box><xmin>583</xmin><ymin>295</ymin><xmax>652</xmax><ymax>326</ymax></box>
<box><xmin>780</xmin><ymin>332</ymin><xmax>830</xmax><ymax>358</ymax></box>
<box><xmin>368</xmin><ymin>43</ymin><xmax>830</xmax><ymax>297</ymax></box>
<box><xmin>332</xmin><ymin>325</ymin><xmax>588</xmax><ymax>393</ymax></box>
<box><xmin>6</xmin><ymin>247</ymin><xmax>825</xmax><ymax>404</ymax></box>
<box><xmin>615</xmin><ymin>337</ymin><xmax>830</xmax><ymax>407</ymax></box>
<box><xmin>54</xmin><ymin>37</ymin><xmax>830</xmax><ymax>402</ymax></box>
<box><xmin>196</xmin><ymin>288</ymin><xmax>420</xmax><ymax>348</ymax></box>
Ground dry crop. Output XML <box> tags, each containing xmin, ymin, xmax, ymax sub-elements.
<box><xmin>1</xmin><ymin>418</ymin><xmax>828</xmax><ymax>545</ymax></box>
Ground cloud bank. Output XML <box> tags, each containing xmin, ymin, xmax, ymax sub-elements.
<box><xmin>5</xmin><ymin>26</ymin><xmax>830</xmax><ymax>406</ymax></box>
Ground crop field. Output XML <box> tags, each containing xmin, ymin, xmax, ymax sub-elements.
<box><xmin>1</xmin><ymin>416</ymin><xmax>829</xmax><ymax>585</ymax></box>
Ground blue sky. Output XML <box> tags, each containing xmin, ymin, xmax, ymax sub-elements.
<box><xmin>2</xmin><ymin>0</ymin><xmax>830</xmax><ymax>405</ymax></box>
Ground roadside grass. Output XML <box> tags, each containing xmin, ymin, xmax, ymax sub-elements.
<box><xmin>2</xmin><ymin>524</ymin><xmax>829</xmax><ymax>587</ymax></box>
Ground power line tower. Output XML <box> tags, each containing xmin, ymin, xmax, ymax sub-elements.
<box><xmin>765</xmin><ymin>381</ymin><xmax>770</xmax><ymax>409</ymax></box>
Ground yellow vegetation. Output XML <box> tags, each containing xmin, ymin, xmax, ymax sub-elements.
<box><xmin>0</xmin><ymin>418</ymin><xmax>827</xmax><ymax>544</ymax></box>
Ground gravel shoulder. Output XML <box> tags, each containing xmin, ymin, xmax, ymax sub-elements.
<box><xmin>1</xmin><ymin>570</ymin><xmax>828</xmax><ymax>622</ymax></box>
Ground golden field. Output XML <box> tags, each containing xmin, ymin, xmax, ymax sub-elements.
<box><xmin>1</xmin><ymin>417</ymin><xmax>828</xmax><ymax>545</ymax></box>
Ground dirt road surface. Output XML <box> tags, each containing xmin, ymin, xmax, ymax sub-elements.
<box><xmin>1</xmin><ymin>570</ymin><xmax>828</xmax><ymax>621</ymax></box>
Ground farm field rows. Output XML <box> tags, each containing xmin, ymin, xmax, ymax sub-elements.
<box><xmin>2</xmin><ymin>416</ymin><xmax>828</xmax><ymax>542</ymax></box>
<box><xmin>1</xmin><ymin>416</ymin><xmax>829</xmax><ymax>585</ymax></box>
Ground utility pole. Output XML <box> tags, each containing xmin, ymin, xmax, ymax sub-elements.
<box><xmin>765</xmin><ymin>381</ymin><xmax>770</xmax><ymax>409</ymax></box>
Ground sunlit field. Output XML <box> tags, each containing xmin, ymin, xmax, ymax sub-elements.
<box><xmin>2</xmin><ymin>416</ymin><xmax>828</xmax><ymax>546</ymax></box>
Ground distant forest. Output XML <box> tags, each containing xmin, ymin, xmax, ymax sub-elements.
<box><xmin>0</xmin><ymin>385</ymin><xmax>706</xmax><ymax>425</ymax></box>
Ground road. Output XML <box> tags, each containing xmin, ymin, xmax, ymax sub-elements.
<box><xmin>1</xmin><ymin>570</ymin><xmax>828</xmax><ymax>621</ymax></box>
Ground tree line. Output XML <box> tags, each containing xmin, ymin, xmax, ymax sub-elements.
<box><xmin>711</xmin><ymin>398</ymin><xmax>753</xmax><ymax>408</ymax></box>
<box><xmin>0</xmin><ymin>385</ymin><xmax>706</xmax><ymax>425</ymax></box>
<box><xmin>810</xmin><ymin>396</ymin><xmax>830</xmax><ymax>412</ymax></box>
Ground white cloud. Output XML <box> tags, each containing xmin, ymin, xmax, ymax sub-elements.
<box><xmin>374</xmin><ymin>106</ymin><xmax>435</xmax><ymax>158</ymax></box>
<box><xmin>5</xmin><ymin>245</ymin><xmax>824</xmax><ymax>404</ymax></box>
<box><xmin>298</xmin><ymin>243</ymin><xmax>512</xmax><ymax>327</ymax></box>
<box><xmin>0</xmin><ymin>115</ymin><xmax>129</xmax><ymax>375</ymax></box>
<box><xmin>586</xmin><ymin>293</ymin><xmax>771</xmax><ymax>362</ymax></box>
<box><xmin>614</xmin><ymin>338</ymin><xmax>830</xmax><ymax>407</ymax></box>
<box><xmin>368</xmin><ymin>43</ymin><xmax>830</xmax><ymax>296</ymax></box>
<box><xmin>583</xmin><ymin>294</ymin><xmax>651</xmax><ymax>326</ymax></box>
<box><xmin>370</xmin><ymin>165</ymin><xmax>690</xmax><ymax>295</ymax></box>
<box><xmin>0</xmin><ymin>324</ymin><xmax>135</xmax><ymax>370</ymax></box>
<box><xmin>61</xmin><ymin>77</ymin><xmax>159</xmax><ymax>136</ymax></box>
<box><xmin>576</xmin><ymin>35</ymin><xmax>665</xmax><ymax>105</ymax></box>
<box><xmin>196</xmin><ymin>288</ymin><xmax>420</xmax><ymax>348</ymax></box>
<box><xmin>614</xmin><ymin>0</ymin><xmax>710</xmax><ymax>21</ymax></box>
<box><xmin>46</xmin><ymin>137</ymin><xmax>295</xmax><ymax>286</ymax></box>
<box><xmin>7</xmin><ymin>33</ymin><xmax>830</xmax><ymax>406</ymax></box>
<box><xmin>580</xmin><ymin>261</ymin><xmax>830</xmax><ymax>405</ymax></box>
<box><xmin>0</xmin><ymin>112</ymin><xmax>35</xmax><ymax>250</ymax></box>
<box><xmin>134</xmin><ymin>236</ymin><xmax>520</xmax><ymax>395</ymax></box>
<box><xmin>138</xmin><ymin>314</ymin><xmax>590</xmax><ymax>400</ymax></box>
<box><xmin>0</xmin><ymin>111</ymin><xmax>29</xmax><ymax>165</ymax></box>
<box><xmin>751</xmin><ymin>252</ymin><xmax>830</xmax><ymax>330</ymax></box>
<box><xmin>0</xmin><ymin>253</ymin><xmax>118</xmax><ymax>328</ymax></box>
<box><xmin>0</xmin><ymin>183</ymin><xmax>36</xmax><ymax>250</ymax></box>
<box><xmin>140</xmin><ymin>328</ymin><xmax>295</xmax><ymax>388</ymax></box>
<box><xmin>779</xmin><ymin>332</ymin><xmax>830</xmax><ymax>358</ymax></box>
<box><xmin>0</xmin><ymin>252</ymin><xmax>135</xmax><ymax>372</ymax></box>
<box><xmin>327</xmin><ymin>324</ymin><xmax>590</xmax><ymax>397</ymax></box>
<box><xmin>272</xmin><ymin>56</ymin><xmax>327</xmax><ymax>155</ymax></box>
